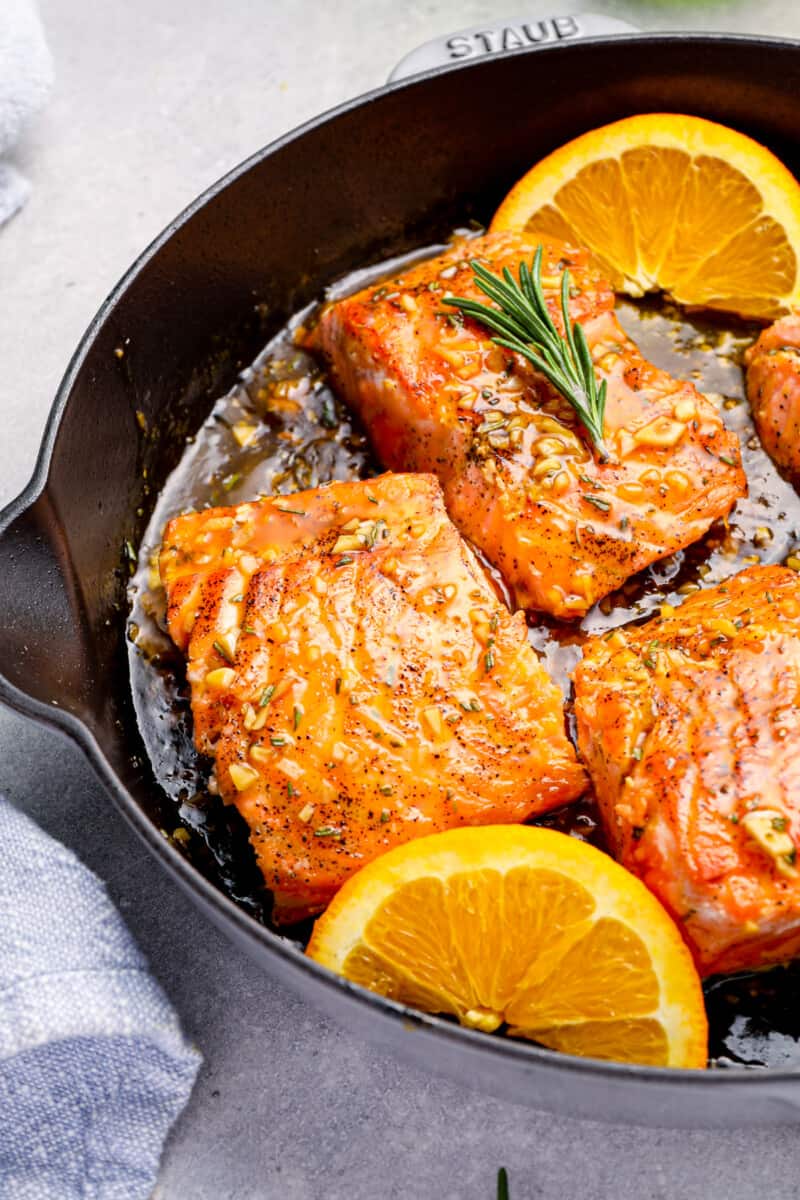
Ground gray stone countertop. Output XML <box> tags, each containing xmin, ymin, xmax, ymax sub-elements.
<box><xmin>3</xmin><ymin>1</ymin><xmax>800</xmax><ymax>1196</ymax></box>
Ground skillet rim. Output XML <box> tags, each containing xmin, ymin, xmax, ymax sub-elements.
<box><xmin>3</xmin><ymin>30</ymin><xmax>800</xmax><ymax>1094</ymax></box>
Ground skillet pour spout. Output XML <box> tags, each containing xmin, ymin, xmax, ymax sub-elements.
<box><xmin>5</xmin><ymin>34</ymin><xmax>800</xmax><ymax>1125</ymax></box>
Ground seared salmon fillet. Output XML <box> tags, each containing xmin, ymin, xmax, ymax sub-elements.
<box><xmin>573</xmin><ymin>565</ymin><xmax>800</xmax><ymax>976</ymax></box>
<box><xmin>159</xmin><ymin>473</ymin><xmax>586</xmax><ymax>922</ymax></box>
<box><xmin>307</xmin><ymin>232</ymin><xmax>746</xmax><ymax>619</ymax></box>
<box><xmin>745</xmin><ymin>313</ymin><xmax>800</xmax><ymax>477</ymax></box>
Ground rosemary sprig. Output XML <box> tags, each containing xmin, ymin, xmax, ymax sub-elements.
<box><xmin>444</xmin><ymin>246</ymin><xmax>609</xmax><ymax>459</ymax></box>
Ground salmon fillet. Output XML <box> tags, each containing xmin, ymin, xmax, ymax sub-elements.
<box><xmin>573</xmin><ymin>565</ymin><xmax>800</xmax><ymax>976</ymax></box>
<box><xmin>745</xmin><ymin>313</ymin><xmax>800</xmax><ymax>477</ymax></box>
<box><xmin>307</xmin><ymin>232</ymin><xmax>746</xmax><ymax>619</ymax></box>
<box><xmin>159</xmin><ymin>472</ymin><xmax>586</xmax><ymax>922</ymax></box>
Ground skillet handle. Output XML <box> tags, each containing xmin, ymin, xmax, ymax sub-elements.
<box><xmin>0</xmin><ymin>490</ymin><xmax>96</xmax><ymax>729</ymax></box>
<box><xmin>388</xmin><ymin>12</ymin><xmax>640</xmax><ymax>81</ymax></box>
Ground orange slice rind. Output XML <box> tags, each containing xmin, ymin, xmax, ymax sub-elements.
<box><xmin>490</xmin><ymin>113</ymin><xmax>800</xmax><ymax>320</ymax></box>
<box><xmin>307</xmin><ymin>825</ymin><xmax>708</xmax><ymax>1068</ymax></box>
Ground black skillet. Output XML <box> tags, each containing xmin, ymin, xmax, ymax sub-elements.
<box><xmin>4</xmin><ymin>17</ymin><xmax>800</xmax><ymax>1127</ymax></box>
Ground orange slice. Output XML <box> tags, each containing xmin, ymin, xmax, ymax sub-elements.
<box><xmin>307</xmin><ymin>826</ymin><xmax>708</xmax><ymax>1068</ymax></box>
<box><xmin>490</xmin><ymin>113</ymin><xmax>800</xmax><ymax>319</ymax></box>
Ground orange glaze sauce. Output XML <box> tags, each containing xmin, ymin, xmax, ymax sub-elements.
<box><xmin>128</xmin><ymin>236</ymin><xmax>800</xmax><ymax>1067</ymax></box>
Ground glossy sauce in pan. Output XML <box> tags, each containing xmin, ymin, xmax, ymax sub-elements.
<box><xmin>128</xmin><ymin>237</ymin><xmax>800</xmax><ymax>1069</ymax></box>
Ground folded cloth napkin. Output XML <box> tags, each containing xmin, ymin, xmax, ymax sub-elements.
<box><xmin>0</xmin><ymin>0</ymin><xmax>52</xmax><ymax>224</ymax></box>
<box><xmin>0</xmin><ymin>796</ymin><xmax>201</xmax><ymax>1199</ymax></box>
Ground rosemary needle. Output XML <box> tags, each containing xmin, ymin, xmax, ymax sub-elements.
<box><xmin>444</xmin><ymin>246</ymin><xmax>609</xmax><ymax>459</ymax></box>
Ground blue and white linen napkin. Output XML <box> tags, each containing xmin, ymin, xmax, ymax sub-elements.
<box><xmin>0</xmin><ymin>796</ymin><xmax>201</xmax><ymax>1199</ymax></box>
<box><xmin>0</xmin><ymin>0</ymin><xmax>52</xmax><ymax>224</ymax></box>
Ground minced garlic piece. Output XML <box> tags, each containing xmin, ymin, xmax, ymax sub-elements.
<box><xmin>740</xmin><ymin>809</ymin><xmax>797</xmax><ymax>877</ymax></box>
<box><xmin>421</xmin><ymin>705</ymin><xmax>444</xmax><ymax>740</ymax></box>
<box><xmin>672</xmin><ymin>398</ymin><xmax>696</xmax><ymax>422</ymax></box>
<box><xmin>463</xmin><ymin>1008</ymin><xmax>503</xmax><ymax>1033</ymax></box>
<box><xmin>250</xmin><ymin>706</ymin><xmax>270</xmax><ymax>732</ymax></box>
<box><xmin>331</xmin><ymin>741</ymin><xmax>358</xmax><ymax>765</ymax></box>
<box><xmin>214</xmin><ymin>628</ymin><xmax>239</xmax><ymax>662</ymax></box>
<box><xmin>206</xmin><ymin>667</ymin><xmax>236</xmax><ymax>689</ymax></box>
<box><xmin>332</xmin><ymin>534</ymin><xmax>363</xmax><ymax>554</ymax></box>
<box><xmin>229</xmin><ymin>763</ymin><xmax>260</xmax><ymax>791</ymax></box>
<box><xmin>703</xmin><ymin>617</ymin><xmax>739</xmax><ymax>639</ymax></box>
<box><xmin>232</xmin><ymin>422</ymin><xmax>257</xmax><ymax>448</ymax></box>
<box><xmin>633</xmin><ymin>417</ymin><xmax>686</xmax><ymax>448</ymax></box>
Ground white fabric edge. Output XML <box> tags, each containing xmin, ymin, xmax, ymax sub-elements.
<box><xmin>0</xmin><ymin>967</ymin><xmax>200</xmax><ymax>1065</ymax></box>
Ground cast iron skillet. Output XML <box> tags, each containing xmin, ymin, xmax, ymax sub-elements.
<box><xmin>4</xmin><ymin>29</ymin><xmax>800</xmax><ymax>1128</ymax></box>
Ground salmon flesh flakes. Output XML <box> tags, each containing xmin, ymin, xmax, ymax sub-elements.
<box><xmin>307</xmin><ymin>231</ymin><xmax>746</xmax><ymax>619</ymax></box>
<box><xmin>160</xmin><ymin>472</ymin><xmax>586</xmax><ymax>922</ymax></box>
<box><xmin>574</xmin><ymin>564</ymin><xmax>800</xmax><ymax>976</ymax></box>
